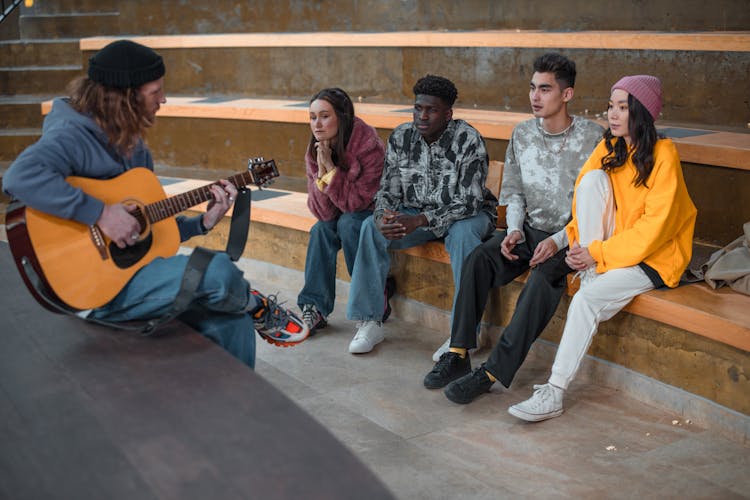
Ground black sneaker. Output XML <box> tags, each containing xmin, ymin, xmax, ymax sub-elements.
<box><xmin>443</xmin><ymin>365</ymin><xmax>494</xmax><ymax>404</ymax></box>
<box><xmin>423</xmin><ymin>351</ymin><xmax>471</xmax><ymax>389</ymax></box>
<box><xmin>382</xmin><ymin>276</ymin><xmax>396</xmax><ymax>322</ymax></box>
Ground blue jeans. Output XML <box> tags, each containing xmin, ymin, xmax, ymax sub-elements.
<box><xmin>346</xmin><ymin>208</ymin><xmax>494</xmax><ymax>322</ymax></box>
<box><xmin>298</xmin><ymin>211</ymin><xmax>371</xmax><ymax>317</ymax></box>
<box><xmin>89</xmin><ymin>252</ymin><xmax>257</xmax><ymax>368</ymax></box>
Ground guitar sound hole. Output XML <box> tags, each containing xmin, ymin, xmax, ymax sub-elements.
<box><xmin>109</xmin><ymin>232</ymin><xmax>153</xmax><ymax>269</ymax></box>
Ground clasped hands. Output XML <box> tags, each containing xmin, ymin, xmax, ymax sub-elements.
<box><xmin>97</xmin><ymin>179</ymin><xmax>238</xmax><ymax>249</ymax></box>
<box><xmin>377</xmin><ymin>209</ymin><xmax>428</xmax><ymax>240</ymax></box>
<box><xmin>315</xmin><ymin>140</ymin><xmax>335</xmax><ymax>177</ymax></box>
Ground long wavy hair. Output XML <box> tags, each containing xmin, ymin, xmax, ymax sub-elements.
<box><xmin>601</xmin><ymin>93</ymin><xmax>660</xmax><ymax>188</ymax></box>
<box><xmin>67</xmin><ymin>76</ymin><xmax>153</xmax><ymax>157</ymax></box>
<box><xmin>307</xmin><ymin>87</ymin><xmax>355</xmax><ymax>171</ymax></box>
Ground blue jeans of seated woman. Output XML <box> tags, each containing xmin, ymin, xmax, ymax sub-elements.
<box><xmin>89</xmin><ymin>252</ymin><xmax>257</xmax><ymax>368</ymax></box>
<box><xmin>297</xmin><ymin>210</ymin><xmax>372</xmax><ymax>317</ymax></box>
<box><xmin>346</xmin><ymin>207</ymin><xmax>494</xmax><ymax>322</ymax></box>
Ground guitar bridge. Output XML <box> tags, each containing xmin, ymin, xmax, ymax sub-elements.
<box><xmin>89</xmin><ymin>225</ymin><xmax>109</xmax><ymax>260</ymax></box>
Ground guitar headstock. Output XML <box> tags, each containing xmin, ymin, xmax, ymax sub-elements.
<box><xmin>247</xmin><ymin>157</ymin><xmax>279</xmax><ymax>189</ymax></box>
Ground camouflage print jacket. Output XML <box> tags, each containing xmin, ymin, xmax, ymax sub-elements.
<box><xmin>374</xmin><ymin>119</ymin><xmax>497</xmax><ymax>237</ymax></box>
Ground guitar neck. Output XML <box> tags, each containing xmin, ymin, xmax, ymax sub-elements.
<box><xmin>145</xmin><ymin>171</ymin><xmax>253</xmax><ymax>223</ymax></box>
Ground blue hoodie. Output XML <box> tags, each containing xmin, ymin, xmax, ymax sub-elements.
<box><xmin>3</xmin><ymin>97</ymin><xmax>202</xmax><ymax>239</ymax></box>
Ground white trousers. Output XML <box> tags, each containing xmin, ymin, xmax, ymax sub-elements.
<box><xmin>548</xmin><ymin>170</ymin><xmax>654</xmax><ymax>390</ymax></box>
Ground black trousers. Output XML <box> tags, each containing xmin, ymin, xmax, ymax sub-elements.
<box><xmin>451</xmin><ymin>224</ymin><xmax>572</xmax><ymax>387</ymax></box>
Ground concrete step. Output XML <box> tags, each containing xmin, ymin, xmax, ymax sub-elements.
<box><xmin>112</xmin><ymin>0</ymin><xmax>750</xmax><ymax>33</ymax></box>
<box><xmin>0</xmin><ymin>39</ymin><xmax>81</xmax><ymax>67</ymax></box>
<box><xmin>0</xmin><ymin>95</ymin><xmax>50</xmax><ymax>129</ymax></box>
<box><xmin>80</xmin><ymin>33</ymin><xmax>750</xmax><ymax>127</ymax></box>
<box><xmin>19</xmin><ymin>12</ymin><xmax>120</xmax><ymax>39</ymax></box>
<box><xmin>0</xmin><ymin>65</ymin><xmax>80</xmax><ymax>95</ymax></box>
<box><xmin>0</xmin><ymin>128</ymin><xmax>41</xmax><ymax>161</ymax></box>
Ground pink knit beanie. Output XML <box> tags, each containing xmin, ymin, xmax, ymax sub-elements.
<box><xmin>611</xmin><ymin>75</ymin><xmax>662</xmax><ymax>121</ymax></box>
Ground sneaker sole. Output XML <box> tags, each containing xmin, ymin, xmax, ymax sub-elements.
<box><xmin>257</xmin><ymin>330</ymin><xmax>310</xmax><ymax>348</ymax></box>
<box><xmin>507</xmin><ymin>405</ymin><xmax>564</xmax><ymax>422</ymax></box>
<box><xmin>443</xmin><ymin>385</ymin><xmax>489</xmax><ymax>405</ymax></box>
<box><xmin>423</xmin><ymin>368</ymin><xmax>471</xmax><ymax>390</ymax></box>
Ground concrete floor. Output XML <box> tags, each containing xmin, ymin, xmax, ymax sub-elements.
<box><xmin>239</xmin><ymin>257</ymin><xmax>750</xmax><ymax>500</ymax></box>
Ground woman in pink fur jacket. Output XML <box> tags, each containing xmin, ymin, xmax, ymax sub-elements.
<box><xmin>297</xmin><ymin>88</ymin><xmax>387</xmax><ymax>334</ymax></box>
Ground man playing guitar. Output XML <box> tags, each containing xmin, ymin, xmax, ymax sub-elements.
<box><xmin>2</xmin><ymin>40</ymin><xmax>308</xmax><ymax>368</ymax></box>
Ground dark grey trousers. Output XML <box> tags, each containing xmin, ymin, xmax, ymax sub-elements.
<box><xmin>451</xmin><ymin>224</ymin><xmax>572</xmax><ymax>387</ymax></box>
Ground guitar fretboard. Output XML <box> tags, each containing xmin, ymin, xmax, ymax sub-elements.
<box><xmin>142</xmin><ymin>170</ymin><xmax>262</xmax><ymax>224</ymax></box>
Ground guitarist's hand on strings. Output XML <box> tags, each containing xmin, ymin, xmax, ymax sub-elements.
<box><xmin>203</xmin><ymin>179</ymin><xmax>237</xmax><ymax>230</ymax></box>
<box><xmin>98</xmin><ymin>203</ymin><xmax>141</xmax><ymax>249</ymax></box>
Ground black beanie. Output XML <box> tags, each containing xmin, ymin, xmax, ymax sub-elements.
<box><xmin>88</xmin><ymin>40</ymin><xmax>165</xmax><ymax>89</ymax></box>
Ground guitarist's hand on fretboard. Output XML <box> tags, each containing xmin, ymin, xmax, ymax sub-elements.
<box><xmin>203</xmin><ymin>180</ymin><xmax>238</xmax><ymax>231</ymax></box>
<box><xmin>97</xmin><ymin>203</ymin><xmax>141</xmax><ymax>249</ymax></box>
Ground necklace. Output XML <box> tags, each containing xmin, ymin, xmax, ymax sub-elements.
<box><xmin>539</xmin><ymin>118</ymin><xmax>573</xmax><ymax>155</ymax></box>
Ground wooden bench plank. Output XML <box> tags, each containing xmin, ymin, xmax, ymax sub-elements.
<box><xmin>43</xmin><ymin>97</ymin><xmax>749</xmax><ymax>171</ymax></box>
<box><xmin>625</xmin><ymin>284</ymin><xmax>750</xmax><ymax>352</ymax></box>
<box><xmin>79</xmin><ymin>31</ymin><xmax>750</xmax><ymax>53</ymax></box>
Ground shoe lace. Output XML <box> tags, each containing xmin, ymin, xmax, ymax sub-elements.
<box><xmin>353</xmin><ymin>320</ymin><xmax>380</xmax><ymax>341</ymax></box>
<box><xmin>528</xmin><ymin>384</ymin><xmax>555</xmax><ymax>409</ymax></box>
<box><xmin>301</xmin><ymin>304</ymin><xmax>318</xmax><ymax>325</ymax></box>
<box><xmin>432</xmin><ymin>352</ymin><xmax>457</xmax><ymax>375</ymax></box>
<box><xmin>572</xmin><ymin>267</ymin><xmax>596</xmax><ymax>286</ymax></box>
<box><xmin>256</xmin><ymin>292</ymin><xmax>291</xmax><ymax>330</ymax></box>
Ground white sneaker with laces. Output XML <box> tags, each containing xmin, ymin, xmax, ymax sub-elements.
<box><xmin>573</xmin><ymin>266</ymin><xmax>598</xmax><ymax>288</ymax></box>
<box><xmin>349</xmin><ymin>321</ymin><xmax>384</xmax><ymax>354</ymax></box>
<box><xmin>508</xmin><ymin>383</ymin><xmax>564</xmax><ymax>422</ymax></box>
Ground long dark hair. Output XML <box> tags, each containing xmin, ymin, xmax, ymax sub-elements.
<box><xmin>601</xmin><ymin>93</ymin><xmax>659</xmax><ymax>188</ymax></box>
<box><xmin>307</xmin><ymin>87</ymin><xmax>355</xmax><ymax>171</ymax></box>
<box><xmin>68</xmin><ymin>76</ymin><xmax>151</xmax><ymax>157</ymax></box>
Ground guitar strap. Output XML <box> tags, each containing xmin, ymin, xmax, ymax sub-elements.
<box><xmin>226</xmin><ymin>187</ymin><xmax>252</xmax><ymax>261</ymax></box>
<box><xmin>23</xmin><ymin>190</ymin><xmax>253</xmax><ymax>335</ymax></box>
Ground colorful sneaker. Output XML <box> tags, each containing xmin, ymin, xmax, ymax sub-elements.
<box><xmin>443</xmin><ymin>364</ymin><xmax>494</xmax><ymax>404</ymax></box>
<box><xmin>348</xmin><ymin>320</ymin><xmax>384</xmax><ymax>354</ymax></box>
<box><xmin>301</xmin><ymin>303</ymin><xmax>327</xmax><ymax>335</ymax></box>
<box><xmin>250</xmin><ymin>290</ymin><xmax>309</xmax><ymax>347</ymax></box>
<box><xmin>508</xmin><ymin>383</ymin><xmax>564</xmax><ymax>422</ymax></box>
<box><xmin>382</xmin><ymin>276</ymin><xmax>396</xmax><ymax>322</ymax></box>
<box><xmin>423</xmin><ymin>351</ymin><xmax>471</xmax><ymax>389</ymax></box>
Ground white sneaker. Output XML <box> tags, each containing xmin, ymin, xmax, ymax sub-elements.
<box><xmin>348</xmin><ymin>321</ymin><xmax>384</xmax><ymax>354</ymax></box>
<box><xmin>508</xmin><ymin>383</ymin><xmax>564</xmax><ymax>422</ymax></box>
<box><xmin>573</xmin><ymin>266</ymin><xmax>598</xmax><ymax>288</ymax></box>
<box><xmin>432</xmin><ymin>337</ymin><xmax>451</xmax><ymax>362</ymax></box>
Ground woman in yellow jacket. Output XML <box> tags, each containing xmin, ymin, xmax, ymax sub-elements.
<box><xmin>508</xmin><ymin>75</ymin><xmax>697</xmax><ymax>422</ymax></box>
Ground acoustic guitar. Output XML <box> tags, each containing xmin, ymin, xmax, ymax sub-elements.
<box><xmin>6</xmin><ymin>158</ymin><xmax>278</xmax><ymax>312</ymax></box>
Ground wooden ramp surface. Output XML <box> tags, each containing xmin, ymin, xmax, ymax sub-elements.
<box><xmin>0</xmin><ymin>242</ymin><xmax>392</xmax><ymax>500</ymax></box>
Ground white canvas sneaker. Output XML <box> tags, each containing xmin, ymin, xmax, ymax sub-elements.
<box><xmin>508</xmin><ymin>383</ymin><xmax>564</xmax><ymax>422</ymax></box>
<box><xmin>348</xmin><ymin>321</ymin><xmax>384</xmax><ymax>354</ymax></box>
